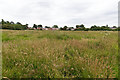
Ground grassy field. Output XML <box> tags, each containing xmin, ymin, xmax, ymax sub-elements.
<box><xmin>2</xmin><ymin>30</ymin><xmax>118</xmax><ymax>78</ymax></box>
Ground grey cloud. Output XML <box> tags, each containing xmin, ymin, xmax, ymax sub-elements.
<box><xmin>0</xmin><ymin>0</ymin><xmax>119</xmax><ymax>27</ymax></box>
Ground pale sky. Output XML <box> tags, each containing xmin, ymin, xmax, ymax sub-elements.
<box><xmin>0</xmin><ymin>0</ymin><xmax>119</xmax><ymax>28</ymax></box>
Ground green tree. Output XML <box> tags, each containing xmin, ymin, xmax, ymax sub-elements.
<box><xmin>63</xmin><ymin>26</ymin><xmax>68</xmax><ymax>30</ymax></box>
<box><xmin>52</xmin><ymin>25</ymin><xmax>58</xmax><ymax>28</ymax></box>
<box><xmin>45</xmin><ymin>26</ymin><xmax>50</xmax><ymax>28</ymax></box>
<box><xmin>1</xmin><ymin>19</ymin><xmax>5</xmax><ymax>25</ymax></box>
<box><xmin>1</xmin><ymin>19</ymin><xmax>29</xmax><ymax>30</ymax></box>
<box><xmin>10</xmin><ymin>21</ymin><xmax>14</xmax><ymax>24</ymax></box>
<box><xmin>24</xmin><ymin>24</ymin><xmax>28</xmax><ymax>29</ymax></box>
<box><xmin>76</xmin><ymin>24</ymin><xmax>85</xmax><ymax>31</ymax></box>
<box><xmin>76</xmin><ymin>24</ymin><xmax>85</xmax><ymax>28</ymax></box>
<box><xmin>16</xmin><ymin>22</ymin><xmax>22</xmax><ymax>25</ymax></box>
<box><xmin>68</xmin><ymin>27</ymin><xmax>74</xmax><ymax>30</ymax></box>
<box><xmin>33</xmin><ymin>24</ymin><xmax>37</xmax><ymax>29</ymax></box>
<box><xmin>84</xmin><ymin>28</ymin><xmax>89</xmax><ymax>31</ymax></box>
<box><xmin>90</xmin><ymin>25</ymin><xmax>98</xmax><ymax>31</ymax></box>
<box><xmin>113</xmin><ymin>26</ymin><xmax>117</xmax><ymax>28</ymax></box>
<box><xmin>38</xmin><ymin>24</ymin><xmax>42</xmax><ymax>28</ymax></box>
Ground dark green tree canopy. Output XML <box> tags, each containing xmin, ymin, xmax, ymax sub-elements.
<box><xmin>76</xmin><ymin>24</ymin><xmax>85</xmax><ymax>28</ymax></box>
<box><xmin>33</xmin><ymin>24</ymin><xmax>37</xmax><ymax>29</ymax></box>
<box><xmin>45</xmin><ymin>26</ymin><xmax>50</xmax><ymax>28</ymax></box>
<box><xmin>113</xmin><ymin>26</ymin><xmax>117</xmax><ymax>28</ymax></box>
<box><xmin>52</xmin><ymin>25</ymin><xmax>58</xmax><ymax>28</ymax></box>
<box><xmin>38</xmin><ymin>24</ymin><xmax>42</xmax><ymax>28</ymax></box>
<box><xmin>1</xmin><ymin>19</ymin><xmax>28</xmax><ymax>30</ymax></box>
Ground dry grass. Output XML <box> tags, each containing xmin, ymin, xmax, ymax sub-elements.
<box><xmin>2</xmin><ymin>30</ymin><xmax>118</xmax><ymax>78</ymax></box>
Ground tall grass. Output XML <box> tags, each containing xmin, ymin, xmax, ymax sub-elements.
<box><xmin>2</xmin><ymin>30</ymin><xmax>118</xmax><ymax>78</ymax></box>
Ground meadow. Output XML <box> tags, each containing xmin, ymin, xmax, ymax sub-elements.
<box><xmin>2</xmin><ymin>30</ymin><xmax>118</xmax><ymax>78</ymax></box>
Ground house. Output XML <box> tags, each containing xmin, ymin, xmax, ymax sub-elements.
<box><xmin>71</xmin><ymin>29</ymin><xmax>75</xmax><ymax>31</ymax></box>
<box><xmin>110</xmin><ymin>27</ymin><xmax>117</xmax><ymax>29</ymax></box>
<box><xmin>37</xmin><ymin>27</ymin><xmax>42</xmax><ymax>30</ymax></box>
<box><xmin>42</xmin><ymin>28</ymin><xmax>48</xmax><ymax>30</ymax></box>
<box><xmin>33</xmin><ymin>28</ymin><xmax>36</xmax><ymax>30</ymax></box>
<box><xmin>37</xmin><ymin>27</ymin><xmax>40</xmax><ymax>29</ymax></box>
<box><xmin>42</xmin><ymin>28</ymin><xmax>59</xmax><ymax>30</ymax></box>
<box><xmin>51</xmin><ymin>28</ymin><xmax>59</xmax><ymax>30</ymax></box>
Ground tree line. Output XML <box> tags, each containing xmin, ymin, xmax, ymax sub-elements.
<box><xmin>1</xmin><ymin>19</ymin><xmax>28</xmax><ymax>30</ymax></box>
<box><xmin>0</xmin><ymin>19</ymin><xmax>119</xmax><ymax>31</ymax></box>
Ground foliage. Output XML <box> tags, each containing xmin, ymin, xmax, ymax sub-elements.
<box><xmin>38</xmin><ymin>24</ymin><xmax>42</xmax><ymax>28</ymax></box>
<box><xmin>52</xmin><ymin>25</ymin><xmax>58</xmax><ymax>28</ymax></box>
<box><xmin>1</xmin><ymin>19</ymin><xmax>28</xmax><ymax>30</ymax></box>
<box><xmin>1</xmin><ymin>19</ymin><xmax>118</xmax><ymax>31</ymax></box>
<box><xmin>76</xmin><ymin>24</ymin><xmax>85</xmax><ymax>28</ymax></box>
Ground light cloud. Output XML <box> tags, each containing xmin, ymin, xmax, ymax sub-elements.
<box><xmin>0</xmin><ymin>0</ymin><xmax>119</xmax><ymax>28</ymax></box>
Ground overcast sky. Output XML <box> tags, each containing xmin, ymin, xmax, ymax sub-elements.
<box><xmin>0</xmin><ymin>0</ymin><xmax>119</xmax><ymax>28</ymax></box>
